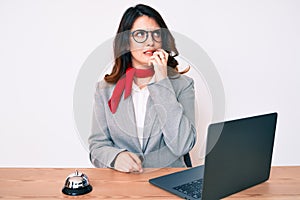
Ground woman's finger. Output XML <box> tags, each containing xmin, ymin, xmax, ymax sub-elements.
<box><xmin>114</xmin><ymin>152</ymin><xmax>143</xmax><ymax>173</ymax></box>
<box><xmin>156</xmin><ymin>49</ymin><xmax>169</xmax><ymax>62</ymax></box>
<box><xmin>128</xmin><ymin>153</ymin><xmax>143</xmax><ymax>172</ymax></box>
<box><xmin>153</xmin><ymin>51</ymin><xmax>165</xmax><ymax>62</ymax></box>
<box><xmin>151</xmin><ymin>54</ymin><xmax>163</xmax><ymax>66</ymax></box>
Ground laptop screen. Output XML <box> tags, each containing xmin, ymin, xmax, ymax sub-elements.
<box><xmin>202</xmin><ymin>112</ymin><xmax>277</xmax><ymax>199</ymax></box>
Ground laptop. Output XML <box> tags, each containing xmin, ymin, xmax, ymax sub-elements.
<box><xmin>149</xmin><ymin>112</ymin><xmax>278</xmax><ymax>200</ymax></box>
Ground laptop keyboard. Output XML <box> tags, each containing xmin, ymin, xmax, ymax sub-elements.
<box><xmin>173</xmin><ymin>179</ymin><xmax>203</xmax><ymax>199</ymax></box>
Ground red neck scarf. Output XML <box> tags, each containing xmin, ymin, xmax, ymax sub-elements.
<box><xmin>108</xmin><ymin>67</ymin><xmax>155</xmax><ymax>113</ymax></box>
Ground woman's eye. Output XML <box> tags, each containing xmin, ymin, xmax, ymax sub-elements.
<box><xmin>153</xmin><ymin>30</ymin><xmax>161</xmax><ymax>38</ymax></box>
<box><xmin>136</xmin><ymin>31</ymin><xmax>145</xmax><ymax>37</ymax></box>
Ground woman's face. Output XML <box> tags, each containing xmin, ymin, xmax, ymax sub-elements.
<box><xmin>129</xmin><ymin>16</ymin><xmax>162</xmax><ymax>69</ymax></box>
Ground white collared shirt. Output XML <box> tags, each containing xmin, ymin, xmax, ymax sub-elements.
<box><xmin>131</xmin><ymin>76</ymin><xmax>155</xmax><ymax>149</ymax></box>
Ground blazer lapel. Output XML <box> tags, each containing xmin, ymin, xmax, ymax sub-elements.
<box><xmin>112</xmin><ymin>95</ymin><xmax>142</xmax><ymax>153</ymax></box>
<box><xmin>142</xmin><ymin>96</ymin><xmax>159</xmax><ymax>152</ymax></box>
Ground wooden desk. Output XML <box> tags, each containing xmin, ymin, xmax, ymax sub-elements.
<box><xmin>0</xmin><ymin>166</ymin><xmax>299</xmax><ymax>199</ymax></box>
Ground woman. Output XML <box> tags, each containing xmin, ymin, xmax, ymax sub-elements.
<box><xmin>89</xmin><ymin>4</ymin><xmax>196</xmax><ymax>173</ymax></box>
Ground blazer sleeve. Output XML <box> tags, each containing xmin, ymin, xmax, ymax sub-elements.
<box><xmin>147</xmin><ymin>76</ymin><xmax>196</xmax><ymax>157</ymax></box>
<box><xmin>88</xmin><ymin>83</ymin><xmax>126</xmax><ymax>168</ymax></box>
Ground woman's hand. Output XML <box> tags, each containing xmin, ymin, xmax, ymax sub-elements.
<box><xmin>114</xmin><ymin>151</ymin><xmax>143</xmax><ymax>173</ymax></box>
<box><xmin>148</xmin><ymin>49</ymin><xmax>169</xmax><ymax>82</ymax></box>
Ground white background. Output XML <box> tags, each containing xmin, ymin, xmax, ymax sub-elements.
<box><xmin>0</xmin><ymin>0</ymin><xmax>299</xmax><ymax>167</ymax></box>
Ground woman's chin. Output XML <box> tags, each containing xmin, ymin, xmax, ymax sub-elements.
<box><xmin>132</xmin><ymin>59</ymin><xmax>152</xmax><ymax>68</ymax></box>
<box><xmin>133</xmin><ymin>65</ymin><xmax>152</xmax><ymax>69</ymax></box>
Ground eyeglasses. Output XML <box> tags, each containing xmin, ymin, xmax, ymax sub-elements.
<box><xmin>131</xmin><ymin>29</ymin><xmax>162</xmax><ymax>43</ymax></box>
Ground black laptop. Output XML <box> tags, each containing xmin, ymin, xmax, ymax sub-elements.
<box><xmin>149</xmin><ymin>112</ymin><xmax>278</xmax><ymax>200</ymax></box>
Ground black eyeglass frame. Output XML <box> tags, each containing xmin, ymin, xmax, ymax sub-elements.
<box><xmin>130</xmin><ymin>29</ymin><xmax>163</xmax><ymax>43</ymax></box>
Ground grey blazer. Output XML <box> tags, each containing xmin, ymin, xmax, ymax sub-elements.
<box><xmin>89</xmin><ymin>73</ymin><xmax>196</xmax><ymax>168</ymax></box>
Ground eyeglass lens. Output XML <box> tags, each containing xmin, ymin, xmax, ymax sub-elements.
<box><xmin>132</xmin><ymin>29</ymin><xmax>162</xmax><ymax>43</ymax></box>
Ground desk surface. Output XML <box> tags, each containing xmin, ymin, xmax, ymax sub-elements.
<box><xmin>0</xmin><ymin>166</ymin><xmax>299</xmax><ymax>200</ymax></box>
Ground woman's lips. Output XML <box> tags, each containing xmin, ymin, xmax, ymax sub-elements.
<box><xmin>143</xmin><ymin>50</ymin><xmax>156</xmax><ymax>56</ymax></box>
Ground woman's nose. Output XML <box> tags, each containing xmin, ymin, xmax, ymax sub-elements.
<box><xmin>145</xmin><ymin>35</ymin><xmax>155</xmax><ymax>46</ymax></box>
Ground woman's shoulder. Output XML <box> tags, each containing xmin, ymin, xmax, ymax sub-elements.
<box><xmin>167</xmin><ymin>67</ymin><xmax>194</xmax><ymax>84</ymax></box>
<box><xmin>169</xmin><ymin>74</ymin><xmax>194</xmax><ymax>88</ymax></box>
<box><xmin>95</xmin><ymin>80</ymin><xmax>115</xmax><ymax>94</ymax></box>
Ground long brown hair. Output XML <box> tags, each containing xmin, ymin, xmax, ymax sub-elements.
<box><xmin>105</xmin><ymin>4</ymin><xmax>187</xmax><ymax>84</ymax></box>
